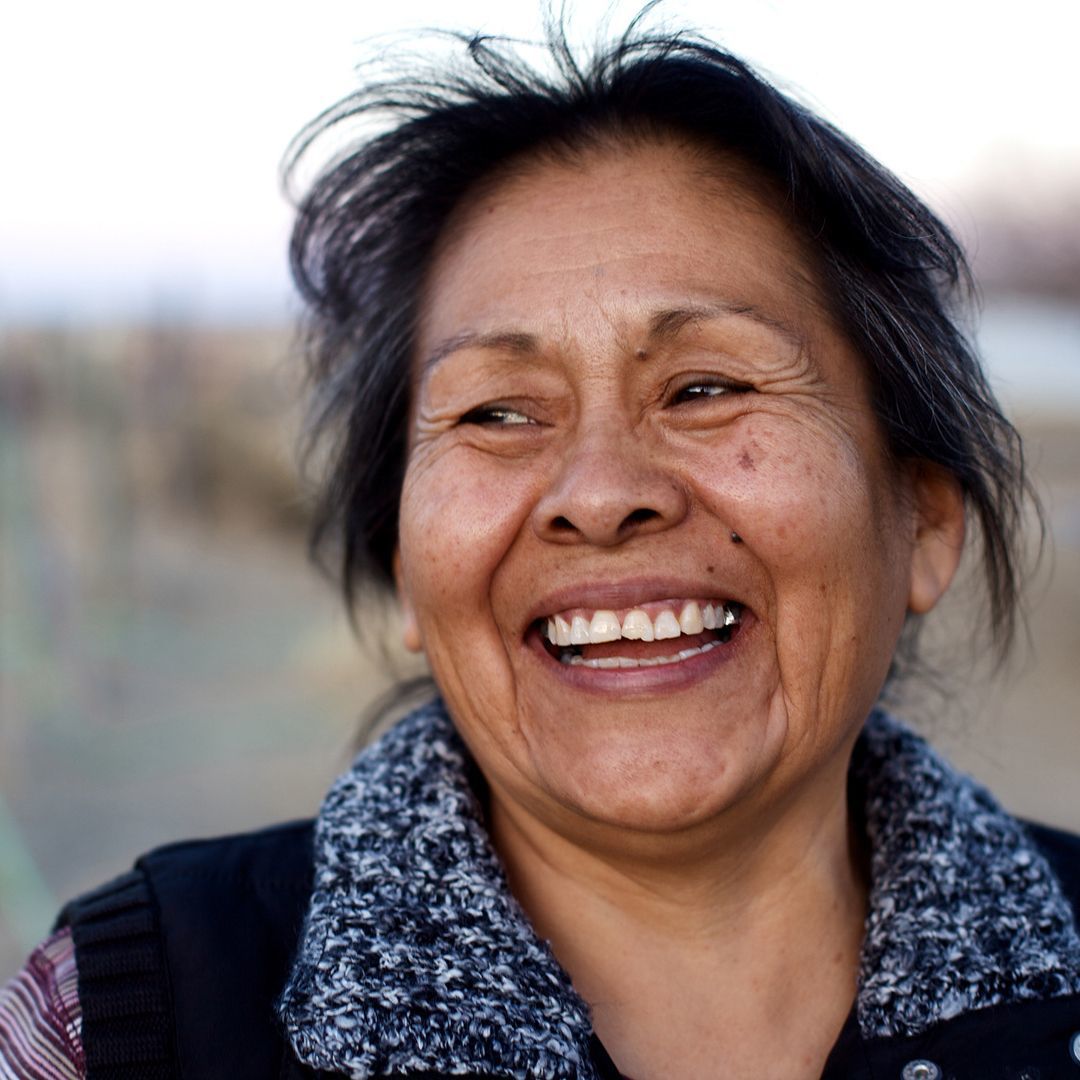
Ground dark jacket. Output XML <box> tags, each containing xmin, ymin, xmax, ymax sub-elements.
<box><xmin>61</xmin><ymin>705</ymin><xmax>1080</xmax><ymax>1079</ymax></box>
<box><xmin>62</xmin><ymin>818</ymin><xmax>1080</xmax><ymax>1080</ymax></box>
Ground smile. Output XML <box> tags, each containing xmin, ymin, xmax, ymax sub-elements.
<box><xmin>539</xmin><ymin>600</ymin><xmax>743</xmax><ymax>669</ymax></box>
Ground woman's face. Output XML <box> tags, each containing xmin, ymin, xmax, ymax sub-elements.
<box><xmin>396</xmin><ymin>138</ymin><xmax>961</xmax><ymax>837</ymax></box>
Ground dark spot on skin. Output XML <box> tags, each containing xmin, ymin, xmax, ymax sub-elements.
<box><xmin>738</xmin><ymin>450</ymin><xmax>755</xmax><ymax>471</ymax></box>
<box><xmin>706</xmin><ymin>565</ymin><xmax>715</xmax><ymax>574</ymax></box>
<box><xmin>730</xmin><ymin>531</ymin><xmax>742</xmax><ymax>544</ymax></box>
<box><xmin>635</xmin><ymin>347</ymin><xmax>648</xmax><ymax>361</ymax></box>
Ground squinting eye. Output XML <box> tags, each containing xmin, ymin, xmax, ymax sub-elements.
<box><xmin>460</xmin><ymin>405</ymin><xmax>534</xmax><ymax>426</ymax></box>
<box><xmin>670</xmin><ymin>379</ymin><xmax>751</xmax><ymax>404</ymax></box>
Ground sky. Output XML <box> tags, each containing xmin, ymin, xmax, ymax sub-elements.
<box><xmin>2</xmin><ymin>0</ymin><xmax>1078</xmax><ymax>323</ymax></box>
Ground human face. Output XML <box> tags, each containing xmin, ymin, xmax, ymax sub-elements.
<box><xmin>396</xmin><ymin>139</ymin><xmax>952</xmax><ymax>839</ymax></box>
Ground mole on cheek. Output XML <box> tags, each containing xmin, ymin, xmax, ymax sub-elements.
<box><xmin>738</xmin><ymin>450</ymin><xmax>755</xmax><ymax>472</ymax></box>
<box><xmin>706</xmin><ymin>564</ymin><xmax>715</xmax><ymax>574</ymax></box>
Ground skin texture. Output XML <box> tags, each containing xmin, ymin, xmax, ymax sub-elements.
<box><xmin>394</xmin><ymin>138</ymin><xmax>965</xmax><ymax>1078</ymax></box>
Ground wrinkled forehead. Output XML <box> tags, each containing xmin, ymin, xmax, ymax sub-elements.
<box><xmin>413</xmin><ymin>134</ymin><xmax>845</xmax><ymax>385</ymax></box>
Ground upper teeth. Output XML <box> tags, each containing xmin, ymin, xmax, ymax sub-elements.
<box><xmin>544</xmin><ymin>602</ymin><xmax>739</xmax><ymax>647</ymax></box>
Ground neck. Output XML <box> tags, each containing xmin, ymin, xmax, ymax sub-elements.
<box><xmin>489</xmin><ymin>752</ymin><xmax>867</xmax><ymax>1079</ymax></box>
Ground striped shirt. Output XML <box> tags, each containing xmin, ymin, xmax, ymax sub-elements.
<box><xmin>0</xmin><ymin>929</ymin><xmax>83</xmax><ymax>1079</ymax></box>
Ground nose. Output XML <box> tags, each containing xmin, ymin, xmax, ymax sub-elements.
<box><xmin>531</xmin><ymin>420</ymin><xmax>689</xmax><ymax>546</ymax></box>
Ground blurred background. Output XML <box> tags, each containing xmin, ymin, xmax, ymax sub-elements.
<box><xmin>1</xmin><ymin>0</ymin><xmax>1078</xmax><ymax>980</ymax></box>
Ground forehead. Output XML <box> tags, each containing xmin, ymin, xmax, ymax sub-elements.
<box><xmin>415</xmin><ymin>137</ymin><xmax>839</xmax><ymax>371</ymax></box>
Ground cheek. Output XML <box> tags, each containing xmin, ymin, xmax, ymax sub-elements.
<box><xmin>689</xmin><ymin>418</ymin><xmax>912</xmax><ymax>658</ymax></box>
<box><xmin>397</xmin><ymin>452</ymin><xmax>537</xmax><ymax>624</ymax></box>
<box><xmin>700</xmin><ymin>421</ymin><xmax>882</xmax><ymax>563</ymax></box>
<box><xmin>688</xmin><ymin>422</ymin><xmax>909</xmax><ymax>736</ymax></box>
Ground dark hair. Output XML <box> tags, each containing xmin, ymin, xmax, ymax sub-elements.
<box><xmin>284</xmin><ymin>12</ymin><xmax>1034</xmax><ymax>659</ymax></box>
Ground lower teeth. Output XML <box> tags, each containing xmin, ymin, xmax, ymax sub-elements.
<box><xmin>560</xmin><ymin>635</ymin><xmax>728</xmax><ymax>668</ymax></box>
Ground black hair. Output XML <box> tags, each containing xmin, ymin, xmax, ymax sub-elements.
<box><xmin>284</xmin><ymin>11</ymin><xmax>1034</xmax><ymax>659</ymax></box>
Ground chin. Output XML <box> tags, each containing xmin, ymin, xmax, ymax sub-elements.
<box><xmin>521</xmin><ymin>712</ymin><xmax>783</xmax><ymax>836</ymax></box>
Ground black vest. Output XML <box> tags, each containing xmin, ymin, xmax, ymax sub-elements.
<box><xmin>61</xmin><ymin>820</ymin><xmax>1080</xmax><ymax>1079</ymax></box>
<box><xmin>60</xmin><ymin>821</ymin><xmax>322</xmax><ymax>1080</ymax></box>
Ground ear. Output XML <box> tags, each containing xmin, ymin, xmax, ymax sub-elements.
<box><xmin>906</xmin><ymin>463</ymin><xmax>966</xmax><ymax>615</ymax></box>
<box><xmin>392</xmin><ymin>549</ymin><xmax>424</xmax><ymax>653</ymax></box>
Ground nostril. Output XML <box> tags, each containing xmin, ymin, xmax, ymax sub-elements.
<box><xmin>550</xmin><ymin>515</ymin><xmax>577</xmax><ymax>533</ymax></box>
<box><xmin>621</xmin><ymin>508</ymin><xmax>660</xmax><ymax>531</ymax></box>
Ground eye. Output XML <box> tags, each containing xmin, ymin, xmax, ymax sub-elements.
<box><xmin>668</xmin><ymin>377</ymin><xmax>753</xmax><ymax>405</ymax></box>
<box><xmin>459</xmin><ymin>404</ymin><xmax>535</xmax><ymax>426</ymax></box>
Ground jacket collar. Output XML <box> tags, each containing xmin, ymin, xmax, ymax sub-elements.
<box><xmin>279</xmin><ymin>700</ymin><xmax>1080</xmax><ymax>1079</ymax></box>
<box><xmin>852</xmin><ymin>716</ymin><xmax>1080</xmax><ymax>1036</ymax></box>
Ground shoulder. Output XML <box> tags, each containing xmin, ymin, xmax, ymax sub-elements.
<box><xmin>135</xmin><ymin>818</ymin><xmax>316</xmax><ymax>910</ymax></box>
<box><xmin>136</xmin><ymin>818</ymin><xmax>317</xmax><ymax>984</ymax></box>
<box><xmin>61</xmin><ymin>818</ymin><xmax>317</xmax><ymax>976</ymax></box>
<box><xmin>59</xmin><ymin>820</ymin><xmax>317</xmax><ymax>1079</ymax></box>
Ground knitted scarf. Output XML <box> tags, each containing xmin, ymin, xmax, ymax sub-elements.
<box><xmin>279</xmin><ymin>700</ymin><xmax>1080</xmax><ymax>1079</ymax></box>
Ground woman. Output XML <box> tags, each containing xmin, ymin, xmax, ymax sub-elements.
<box><xmin>3</xmin><ymin>18</ymin><xmax>1079</xmax><ymax>1080</ymax></box>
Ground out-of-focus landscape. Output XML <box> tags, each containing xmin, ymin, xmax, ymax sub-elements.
<box><xmin>0</xmin><ymin>322</ymin><xmax>426</xmax><ymax>979</ymax></box>
<box><xmin>2</xmin><ymin>0</ymin><xmax>1079</xmax><ymax>984</ymax></box>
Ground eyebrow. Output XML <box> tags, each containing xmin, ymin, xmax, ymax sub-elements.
<box><xmin>421</xmin><ymin>330</ymin><xmax>539</xmax><ymax>373</ymax></box>
<box><xmin>647</xmin><ymin>302</ymin><xmax>807</xmax><ymax>351</ymax></box>
<box><xmin>421</xmin><ymin>301</ymin><xmax>805</xmax><ymax>372</ymax></box>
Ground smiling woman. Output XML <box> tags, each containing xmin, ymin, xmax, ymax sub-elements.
<box><xmin>398</xmin><ymin>141</ymin><xmax>948</xmax><ymax>850</ymax></box>
<box><xmin>3</xmin><ymin>13</ymin><xmax>1079</xmax><ymax>1080</ymax></box>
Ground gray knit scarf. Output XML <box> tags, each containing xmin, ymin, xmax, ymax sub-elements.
<box><xmin>279</xmin><ymin>700</ymin><xmax>1080</xmax><ymax>1079</ymax></box>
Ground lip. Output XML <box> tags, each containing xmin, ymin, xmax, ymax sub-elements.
<box><xmin>523</xmin><ymin>605</ymin><xmax>754</xmax><ymax>696</ymax></box>
<box><xmin>523</xmin><ymin>576</ymin><xmax>748</xmax><ymax>633</ymax></box>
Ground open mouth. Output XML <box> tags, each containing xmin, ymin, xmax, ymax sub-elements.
<box><xmin>535</xmin><ymin>600</ymin><xmax>744</xmax><ymax>670</ymax></box>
